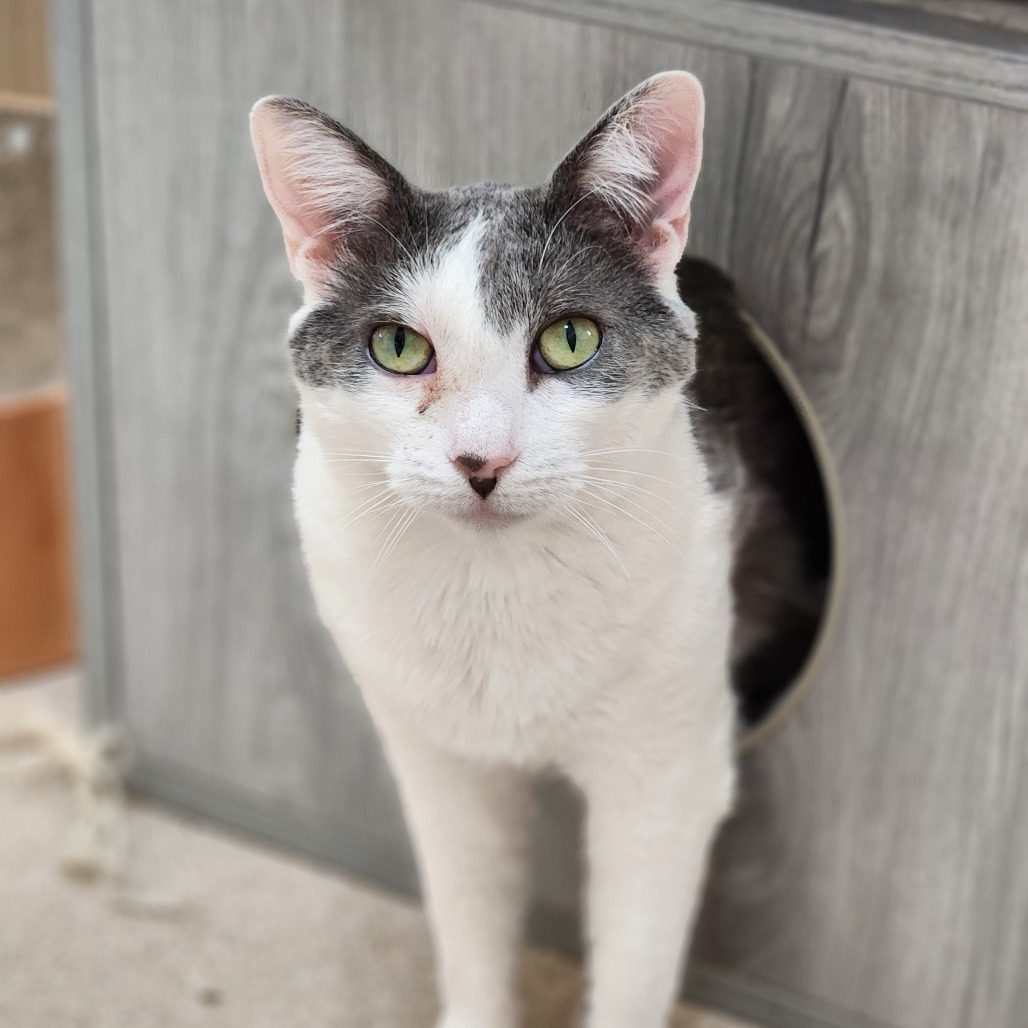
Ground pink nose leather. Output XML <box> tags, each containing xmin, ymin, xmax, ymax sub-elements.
<box><xmin>451</xmin><ymin>452</ymin><xmax>516</xmax><ymax>499</ymax></box>
<box><xmin>451</xmin><ymin>453</ymin><xmax>515</xmax><ymax>479</ymax></box>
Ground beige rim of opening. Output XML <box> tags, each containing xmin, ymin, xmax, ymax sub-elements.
<box><xmin>734</xmin><ymin>312</ymin><xmax>847</xmax><ymax>754</ymax></box>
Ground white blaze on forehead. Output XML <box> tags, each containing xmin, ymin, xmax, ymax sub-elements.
<box><xmin>392</xmin><ymin>213</ymin><xmax>525</xmax><ymax>458</ymax></box>
<box><xmin>392</xmin><ymin>215</ymin><xmax>521</xmax><ymax>384</ymax></box>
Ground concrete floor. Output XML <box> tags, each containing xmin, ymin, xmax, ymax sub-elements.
<box><xmin>0</xmin><ymin>669</ymin><xmax>757</xmax><ymax>1028</ymax></box>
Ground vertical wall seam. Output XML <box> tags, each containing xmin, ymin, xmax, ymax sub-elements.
<box><xmin>51</xmin><ymin>0</ymin><xmax>127</xmax><ymax>725</ymax></box>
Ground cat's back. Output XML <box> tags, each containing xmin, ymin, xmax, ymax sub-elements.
<box><xmin>680</xmin><ymin>258</ymin><xmax>831</xmax><ymax>725</ymax></box>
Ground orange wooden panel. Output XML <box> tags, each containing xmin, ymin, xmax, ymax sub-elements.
<box><xmin>0</xmin><ymin>389</ymin><xmax>76</xmax><ymax>679</ymax></box>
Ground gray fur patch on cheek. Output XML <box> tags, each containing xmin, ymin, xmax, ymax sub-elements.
<box><xmin>289</xmin><ymin>303</ymin><xmax>372</xmax><ymax>388</ymax></box>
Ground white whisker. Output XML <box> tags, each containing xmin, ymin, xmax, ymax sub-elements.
<box><xmin>587</xmin><ymin>464</ymin><xmax>686</xmax><ymax>491</ymax></box>
<box><xmin>537</xmin><ymin>187</ymin><xmax>600</xmax><ymax>274</ymax></box>
<box><xmin>372</xmin><ymin>505</ymin><xmax>413</xmax><ymax>570</ymax></box>
<box><xmin>323</xmin><ymin>457</ymin><xmax>392</xmax><ymax>466</ymax></box>
<box><xmin>583</xmin><ymin>485</ymin><xmax>684</xmax><ymax>540</ymax></box>
<box><xmin>580</xmin><ymin>475</ymin><xmax>681</xmax><ymax>514</ymax></box>
<box><xmin>580</xmin><ymin>447</ymin><xmax>691</xmax><ymax>463</ymax></box>
<box><xmin>548</xmin><ymin>243</ymin><xmax>607</xmax><ymax>284</ymax></box>
<box><xmin>352</xmin><ymin>212</ymin><xmax>416</xmax><ymax>265</ymax></box>
<box><xmin>345</xmin><ymin>478</ymin><xmax>391</xmax><ymax>495</ymax></box>
<box><xmin>321</xmin><ymin>451</ymin><xmax>390</xmax><ymax>460</ymax></box>
<box><xmin>339</xmin><ymin>490</ymin><xmax>401</xmax><ymax>532</ymax></box>
<box><xmin>320</xmin><ymin>449</ymin><xmax>390</xmax><ymax>456</ymax></box>
<box><xmin>369</xmin><ymin>505</ymin><xmax>405</xmax><ymax>562</ymax></box>
<box><xmin>575</xmin><ymin>490</ymin><xmax>685</xmax><ymax>558</ymax></box>
<box><xmin>377</xmin><ymin>508</ymin><xmax>418</xmax><ymax>568</ymax></box>
<box><xmin>563</xmin><ymin>503</ymin><xmax>628</xmax><ymax>578</ymax></box>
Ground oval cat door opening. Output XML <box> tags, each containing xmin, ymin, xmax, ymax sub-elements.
<box><xmin>680</xmin><ymin>260</ymin><xmax>842</xmax><ymax>744</ymax></box>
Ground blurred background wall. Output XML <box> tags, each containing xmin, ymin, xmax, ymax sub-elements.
<box><xmin>0</xmin><ymin>0</ymin><xmax>51</xmax><ymax>101</ymax></box>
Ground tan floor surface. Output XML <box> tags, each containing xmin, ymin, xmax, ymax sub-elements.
<box><xmin>0</xmin><ymin>670</ymin><xmax>757</xmax><ymax>1028</ymax></box>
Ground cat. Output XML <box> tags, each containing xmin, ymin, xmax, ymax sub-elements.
<box><xmin>250</xmin><ymin>71</ymin><xmax>827</xmax><ymax>1028</ymax></box>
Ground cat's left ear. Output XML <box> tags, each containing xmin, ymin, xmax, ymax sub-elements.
<box><xmin>551</xmin><ymin>71</ymin><xmax>704</xmax><ymax>284</ymax></box>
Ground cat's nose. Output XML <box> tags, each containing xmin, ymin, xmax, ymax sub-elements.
<box><xmin>469</xmin><ymin>475</ymin><xmax>497</xmax><ymax>499</ymax></box>
<box><xmin>451</xmin><ymin>452</ymin><xmax>516</xmax><ymax>498</ymax></box>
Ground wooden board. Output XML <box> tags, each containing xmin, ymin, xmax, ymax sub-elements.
<box><xmin>695</xmin><ymin>79</ymin><xmax>1028</xmax><ymax>1028</ymax></box>
<box><xmin>0</xmin><ymin>390</ymin><xmax>76</xmax><ymax>677</ymax></box>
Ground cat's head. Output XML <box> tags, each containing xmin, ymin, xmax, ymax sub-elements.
<box><xmin>251</xmin><ymin>73</ymin><xmax>703</xmax><ymax>532</ymax></box>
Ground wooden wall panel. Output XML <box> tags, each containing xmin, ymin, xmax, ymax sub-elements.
<box><xmin>88</xmin><ymin>0</ymin><xmax>411</xmax><ymax>874</ymax></box>
<box><xmin>695</xmin><ymin>82</ymin><xmax>1028</xmax><ymax>1028</ymax></box>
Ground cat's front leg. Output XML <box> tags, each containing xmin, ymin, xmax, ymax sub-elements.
<box><xmin>372</xmin><ymin>708</ymin><xmax>532</xmax><ymax>1028</ymax></box>
<box><xmin>575</xmin><ymin>722</ymin><xmax>734</xmax><ymax>1028</ymax></box>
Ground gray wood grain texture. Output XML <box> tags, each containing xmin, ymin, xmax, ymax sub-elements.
<box><xmin>85</xmin><ymin>0</ymin><xmax>413</xmax><ymax>872</ymax></box>
<box><xmin>482</xmin><ymin>0</ymin><xmax>1028</xmax><ymax>113</ymax></box>
<box><xmin>694</xmin><ymin>80</ymin><xmax>1028</xmax><ymax>1028</ymax></box>
<box><xmin>862</xmin><ymin>0</ymin><xmax>1028</xmax><ymax>34</ymax></box>
<box><xmin>57</xmin><ymin>1</ymin><xmax>1028</xmax><ymax>1027</ymax></box>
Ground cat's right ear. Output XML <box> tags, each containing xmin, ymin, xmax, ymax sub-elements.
<box><xmin>549</xmin><ymin>72</ymin><xmax>704</xmax><ymax>289</ymax></box>
<box><xmin>250</xmin><ymin>97</ymin><xmax>401</xmax><ymax>299</ymax></box>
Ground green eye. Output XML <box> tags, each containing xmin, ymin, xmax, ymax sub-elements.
<box><xmin>369</xmin><ymin>324</ymin><xmax>434</xmax><ymax>375</ymax></box>
<box><xmin>535</xmin><ymin>317</ymin><xmax>601</xmax><ymax>372</ymax></box>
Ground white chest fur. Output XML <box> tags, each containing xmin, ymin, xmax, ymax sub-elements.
<box><xmin>293</xmin><ymin>423</ymin><xmax>737</xmax><ymax>769</ymax></box>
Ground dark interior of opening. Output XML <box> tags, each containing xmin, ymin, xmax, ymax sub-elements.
<box><xmin>681</xmin><ymin>259</ymin><xmax>834</xmax><ymax>731</ymax></box>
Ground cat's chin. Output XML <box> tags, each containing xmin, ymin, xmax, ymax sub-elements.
<box><xmin>451</xmin><ymin>503</ymin><xmax>531</xmax><ymax>531</ymax></box>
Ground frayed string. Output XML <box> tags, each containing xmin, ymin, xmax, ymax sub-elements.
<box><xmin>0</xmin><ymin>707</ymin><xmax>188</xmax><ymax>919</ymax></box>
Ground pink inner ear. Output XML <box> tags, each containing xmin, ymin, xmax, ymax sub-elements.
<box><xmin>650</xmin><ymin>149</ymin><xmax>701</xmax><ymax>226</ymax></box>
<box><xmin>251</xmin><ymin>105</ymin><xmax>321</xmax><ymax>282</ymax></box>
<box><xmin>250</xmin><ymin>98</ymin><xmax>388</xmax><ymax>297</ymax></box>
<box><xmin>636</xmin><ymin>73</ymin><xmax>704</xmax><ymax>276</ymax></box>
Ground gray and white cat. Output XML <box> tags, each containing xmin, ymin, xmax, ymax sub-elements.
<box><xmin>250</xmin><ymin>72</ymin><xmax>824</xmax><ymax>1028</ymax></box>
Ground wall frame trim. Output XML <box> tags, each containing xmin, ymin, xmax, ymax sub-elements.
<box><xmin>51</xmin><ymin>0</ymin><xmax>125</xmax><ymax>725</ymax></box>
<box><xmin>474</xmin><ymin>0</ymin><xmax>1028</xmax><ymax>111</ymax></box>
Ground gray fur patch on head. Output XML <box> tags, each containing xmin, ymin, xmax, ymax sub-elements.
<box><xmin>288</xmin><ymin>187</ymin><xmax>482</xmax><ymax>388</ymax></box>
<box><xmin>472</xmin><ymin>183</ymin><xmax>697</xmax><ymax>394</ymax></box>
<box><xmin>289</xmin><ymin>178</ymin><xmax>697</xmax><ymax>396</ymax></box>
